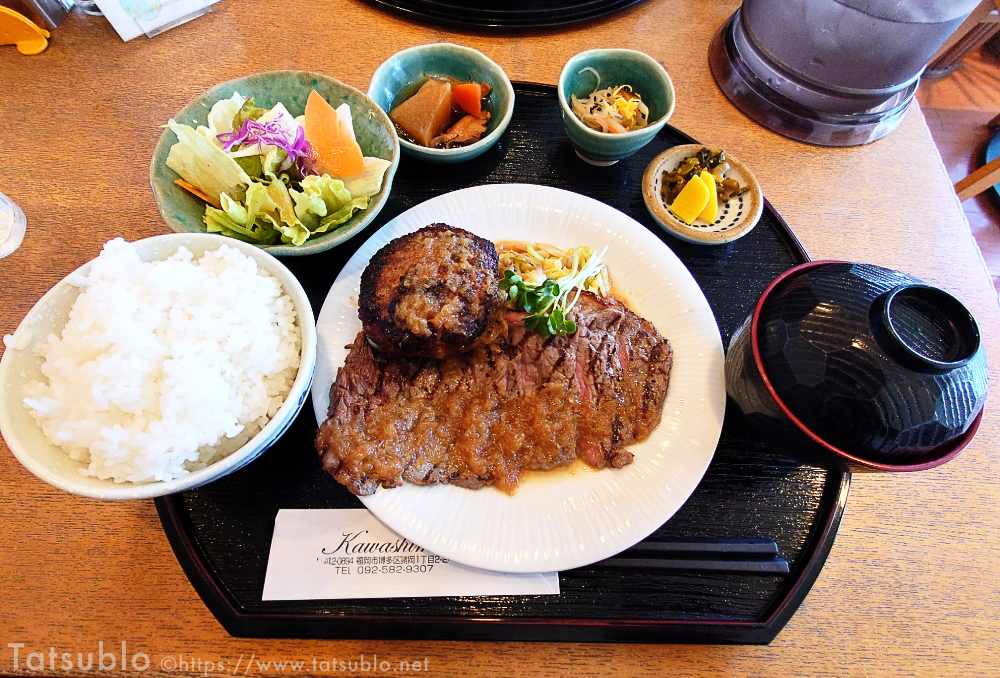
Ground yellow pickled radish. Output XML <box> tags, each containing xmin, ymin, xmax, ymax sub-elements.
<box><xmin>670</xmin><ymin>175</ymin><xmax>710</xmax><ymax>224</ymax></box>
<box><xmin>697</xmin><ymin>170</ymin><xmax>719</xmax><ymax>223</ymax></box>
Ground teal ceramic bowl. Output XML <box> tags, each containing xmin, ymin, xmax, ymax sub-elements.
<box><xmin>368</xmin><ymin>43</ymin><xmax>515</xmax><ymax>163</ymax></box>
<box><xmin>558</xmin><ymin>49</ymin><xmax>676</xmax><ymax>166</ymax></box>
<box><xmin>150</xmin><ymin>71</ymin><xmax>400</xmax><ymax>257</ymax></box>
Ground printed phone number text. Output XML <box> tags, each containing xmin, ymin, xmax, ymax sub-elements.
<box><xmin>354</xmin><ymin>564</ymin><xmax>435</xmax><ymax>575</ymax></box>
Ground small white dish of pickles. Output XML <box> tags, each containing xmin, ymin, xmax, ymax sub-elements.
<box><xmin>642</xmin><ymin>144</ymin><xmax>763</xmax><ymax>245</ymax></box>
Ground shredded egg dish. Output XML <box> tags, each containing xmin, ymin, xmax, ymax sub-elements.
<box><xmin>498</xmin><ymin>242</ymin><xmax>610</xmax><ymax>296</ymax></box>
<box><xmin>570</xmin><ymin>67</ymin><xmax>650</xmax><ymax>134</ymax></box>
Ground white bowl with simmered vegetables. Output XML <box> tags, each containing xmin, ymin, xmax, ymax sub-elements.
<box><xmin>642</xmin><ymin>144</ymin><xmax>763</xmax><ymax>245</ymax></box>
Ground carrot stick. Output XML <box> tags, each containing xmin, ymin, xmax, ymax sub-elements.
<box><xmin>174</xmin><ymin>179</ymin><xmax>221</xmax><ymax>208</ymax></box>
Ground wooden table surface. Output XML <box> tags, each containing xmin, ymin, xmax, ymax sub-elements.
<box><xmin>2</xmin><ymin>1</ymin><xmax>998</xmax><ymax>675</ymax></box>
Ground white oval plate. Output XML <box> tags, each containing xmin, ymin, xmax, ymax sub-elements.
<box><xmin>312</xmin><ymin>184</ymin><xmax>725</xmax><ymax>572</ymax></box>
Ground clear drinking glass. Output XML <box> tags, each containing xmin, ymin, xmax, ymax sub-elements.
<box><xmin>0</xmin><ymin>192</ymin><xmax>26</xmax><ymax>259</ymax></box>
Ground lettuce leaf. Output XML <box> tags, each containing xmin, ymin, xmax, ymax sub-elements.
<box><xmin>220</xmin><ymin>192</ymin><xmax>250</xmax><ymax>223</ymax></box>
<box><xmin>265</xmin><ymin>176</ymin><xmax>310</xmax><ymax>246</ymax></box>
<box><xmin>202</xmin><ymin>178</ymin><xmax>312</xmax><ymax>247</ymax></box>
<box><xmin>234</xmin><ymin>154</ymin><xmax>263</xmax><ymax>178</ymax></box>
<box><xmin>287</xmin><ymin>174</ymin><xmax>372</xmax><ymax>235</ymax></box>
<box><xmin>343</xmin><ymin>157</ymin><xmax>391</xmax><ymax>198</ymax></box>
<box><xmin>232</xmin><ymin>97</ymin><xmax>267</xmax><ymax>131</ymax></box>
<box><xmin>261</xmin><ymin>148</ymin><xmax>287</xmax><ymax>176</ymax></box>
<box><xmin>166</xmin><ymin>119</ymin><xmax>251</xmax><ymax>203</ymax></box>
<box><xmin>204</xmin><ymin>206</ymin><xmax>276</xmax><ymax>244</ymax></box>
<box><xmin>193</xmin><ymin>157</ymin><xmax>370</xmax><ymax>245</ymax></box>
<box><xmin>244</xmin><ymin>182</ymin><xmax>278</xmax><ymax>221</ymax></box>
<box><xmin>195</xmin><ymin>125</ymin><xmax>221</xmax><ymax>146</ymax></box>
<box><xmin>207</xmin><ymin>92</ymin><xmax>246</xmax><ymax>136</ymax></box>
<box><xmin>289</xmin><ymin>174</ymin><xmax>353</xmax><ymax>229</ymax></box>
<box><xmin>289</xmin><ymin>187</ymin><xmax>327</xmax><ymax>225</ymax></box>
<box><xmin>204</xmin><ymin>185</ymin><xmax>278</xmax><ymax>244</ymax></box>
<box><xmin>314</xmin><ymin>196</ymin><xmax>369</xmax><ymax>234</ymax></box>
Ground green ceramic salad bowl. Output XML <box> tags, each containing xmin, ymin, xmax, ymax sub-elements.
<box><xmin>368</xmin><ymin>42</ymin><xmax>515</xmax><ymax>163</ymax></box>
<box><xmin>558</xmin><ymin>49</ymin><xmax>675</xmax><ymax>166</ymax></box>
<box><xmin>150</xmin><ymin>71</ymin><xmax>400</xmax><ymax>256</ymax></box>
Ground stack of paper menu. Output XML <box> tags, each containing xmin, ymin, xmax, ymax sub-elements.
<box><xmin>94</xmin><ymin>0</ymin><xmax>219</xmax><ymax>41</ymax></box>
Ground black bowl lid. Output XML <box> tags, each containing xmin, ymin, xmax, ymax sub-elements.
<box><xmin>752</xmin><ymin>262</ymin><xmax>986</xmax><ymax>464</ymax></box>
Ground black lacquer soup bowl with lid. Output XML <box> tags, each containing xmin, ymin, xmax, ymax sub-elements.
<box><xmin>726</xmin><ymin>261</ymin><xmax>988</xmax><ymax>471</ymax></box>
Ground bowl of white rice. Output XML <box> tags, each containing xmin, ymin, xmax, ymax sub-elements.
<box><xmin>0</xmin><ymin>233</ymin><xmax>317</xmax><ymax>500</ymax></box>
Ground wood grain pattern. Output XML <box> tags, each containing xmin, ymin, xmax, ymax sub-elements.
<box><xmin>1</xmin><ymin>1</ymin><xmax>998</xmax><ymax>675</ymax></box>
<box><xmin>920</xmin><ymin>43</ymin><xmax>1000</xmax><ymax>113</ymax></box>
<box><xmin>918</xmin><ymin>45</ymin><xmax>1000</xmax><ymax>294</ymax></box>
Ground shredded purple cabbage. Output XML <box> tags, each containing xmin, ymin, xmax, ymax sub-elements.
<box><xmin>217</xmin><ymin>113</ymin><xmax>315</xmax><ymax>176</ymax></box>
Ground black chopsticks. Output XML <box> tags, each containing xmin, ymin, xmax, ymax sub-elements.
<box><xmin>598</xmin><ymin>539</ymin><xmax>789</xmax><ymax>575</ymax></box>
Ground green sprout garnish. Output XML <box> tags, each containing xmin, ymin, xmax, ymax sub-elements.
<box><xmin>499</xmin><ymin>246</ymin><xmax>607</xmax><ymax>338</ymax></box>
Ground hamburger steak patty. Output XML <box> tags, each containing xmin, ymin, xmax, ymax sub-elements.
<box><xmin>359</xmin><ymin>224</ymin><xmax>502</xmax><ymax>358</ymax></box>
<box><xmin>316</xmin><ymin>292</ymin><xmax>672</xmax><ymax>495</ymax></box>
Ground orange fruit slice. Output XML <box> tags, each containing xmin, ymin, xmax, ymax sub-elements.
<box><xmin>304</xmin><ymin>90</ymin><xmax>365</xmax><ymax>178</ymax></box>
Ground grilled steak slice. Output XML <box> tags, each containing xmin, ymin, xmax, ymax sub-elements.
<box><xmin>359</xmin><ymin>224</ymin><xmax>502</xmax><ymax>359</ymax></box>
<box><xmin>317</xmin><ymin>292</ymin><xmax>672</xmax><ymax>496</ymax></box>
<box><xmin>573</xmin><ymin>295</ymin><xmax>631</xmax><ymax>468</ymax></box>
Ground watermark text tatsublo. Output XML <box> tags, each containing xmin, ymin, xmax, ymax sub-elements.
<box><xmin>6</xmin><ymin>642</ymin><xmax>431</xmax><ymax>674</ymax></box>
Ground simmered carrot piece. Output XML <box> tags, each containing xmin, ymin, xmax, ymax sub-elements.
<box><xmin>452</xmin><ymin>83</ymin><xmax>483</xmax><ymax>118</ymax></box>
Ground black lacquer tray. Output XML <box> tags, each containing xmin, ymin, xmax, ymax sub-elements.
<box><xmin>156</xmin><ymin>83</ymin><xmax>850</xmax><ymax>644</ymax></box>
<box><xmin>366</xmin><ymin>0</ymin><xmax>646</xmax><ymax>31</ymax></box>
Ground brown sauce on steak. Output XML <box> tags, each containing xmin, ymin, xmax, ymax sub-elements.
<box><xmin>316</xmin><ymin>292</ymin><xmax>672</xmax><ymax>496</ymax></box>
